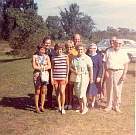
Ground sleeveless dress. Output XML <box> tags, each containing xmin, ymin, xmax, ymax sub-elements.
<box><xmin>52</xmin><ymin>54</ymin><xmax>68</xmax><ymax>80</ymax></box>
<box><xmin>33</xmin><ymin>54</ymin><xmax>49</xmax><ymax>89</ymax></box>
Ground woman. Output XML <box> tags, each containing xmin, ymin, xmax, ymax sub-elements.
<box><xmin>32</xmin><ymin>44</ymin><xmax>51</xmax><ymax>113</ymax></box>
<box><xmin>64</xmin><ymin>41</ymin><xmax>77</xmax><ymax>110</ymax></box>
<box><xmin>70</xmin><ymin>45</ymin><xmax>93</xmax><ymax>114</ymax></box>
<box><xmin>86</xmin><ymin>43</ymin><xmax>103</xmax><ymax>108</ymax></box>
<box><xmin>51</xmin><ymin>43</ymin><xmax>69</xmax><ymax>114</ymax></box>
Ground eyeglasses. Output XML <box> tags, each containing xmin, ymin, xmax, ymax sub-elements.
<box><xmin>66</xmin><ymin>47</ymin><xmax>72</xmax><ymax>49</ymax></box>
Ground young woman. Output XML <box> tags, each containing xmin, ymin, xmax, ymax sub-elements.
<box><xmin>86</xmin><ymin>43</ymin><xmax>103</xmax><ymax>108</ymax></box>
<box><xmin>51</xmin><ymin>43</ymin><xmax>69</xmax><ymax>114</ymax></box>
<box><xmin>70</xmin><ymin>45</ymin><xmax>93</xmax><ymax>114</ymax></box>
<box><xmin>32</xmin><ymin>45</ymin><xmax>51</xmax><ymax>113</ymax></box>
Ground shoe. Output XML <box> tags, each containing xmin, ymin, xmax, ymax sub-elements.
<box><xmin>67</xmin><ymin>105</ymin><xmax>72</xmax><ymax>110</ymax></box>
<box><xmin>41</xmin><ymin>108</ymin><xmax>45</xmax><ymax>112</ymax></box>
<box><xmin>56</xmin><ymin>108</ymin><xmax>61</xmax><ymax>113</ymax></box>
<box><xmin>75</xmin><ymin>109</ymin><xmax>80</xmax><ymax>112</ymax></box>
<box><xmin>61</xmin><ymin>109</ymin><xmax>66</xmax><ymax>114</ymax></box>
<box><xmin>35</xmin><ymin>108</ymin><xmax>41</xmax><ymax>113</ymax></box>
<box><xmin>81</xmin><ymin>108</ymin><xmax>88</xmax><ymax>115</ymax></box>
<box><xmin>104</xmin><ymin>107</ymin><xmax>112</xmax><ymax>112</ymax></box>
<box><xmin>115</xmin><ymin>107</ymin><xmax>122</xmax><ymax>113</ymax></box>
<box><xmin>91</xmin><ymin>102</ymin><xmax>95</xmax><ymax>108</ymax></box>
<box><xmin>64</xmin><ymin>105</ymin><xmax>68</xmax><ymax>110</ymax></box>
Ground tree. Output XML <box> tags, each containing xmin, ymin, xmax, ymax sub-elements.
<box><xmin>60</xmin><ymin>3</ymin><xmax>95</xmax><ymax>38</ymax></box>
<box><xmin>8</xmin><ymin>8</ymin><xmax>48</xmax><ymax>57</ymax></box>
<box><xmin>46</xmin><ymin>16</ymin><xmax>64</xmax><ymax>40</ymax></box>
<box><xmin>1</xmin><ymin>0</ymin><xmax>38</xmax><ymax>39</ymax></box>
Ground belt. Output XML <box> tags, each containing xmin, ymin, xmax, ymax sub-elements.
<box><xmin>108</xmin><ymin>69</ymin><xmax>123</xmax><ymax>71</ymax></box>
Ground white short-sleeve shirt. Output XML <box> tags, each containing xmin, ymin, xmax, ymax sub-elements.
<box><xmin>104</xmin><ymin>48</ymin><xmax>129</xmax><ymax>69</ymax></box>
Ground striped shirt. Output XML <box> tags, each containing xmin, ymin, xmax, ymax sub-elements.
<box><xmin>52</xmin><ymin>54</ymin><xmax>68</xmax><ymax>80</ymax></box>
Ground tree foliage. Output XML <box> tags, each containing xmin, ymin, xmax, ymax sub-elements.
<box><xmin>59</xmin><ymin>3</ymin><xmax>95</xmax><ymax>38</ymax></box>
<box><xmin>1</xmin><ymin>0</ymin><xmax>38</xmax><ymax>39</ymax></box>
<box><xmin>8</xmin><ymin>8</ymin><xmax>48</xmax><ymax>57</ymax></box>
<box><xmin>46</xmin><ymin>16</ymin><xmax>64</xmax><ymax>40</ymax></box>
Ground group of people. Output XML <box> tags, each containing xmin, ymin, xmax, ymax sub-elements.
<box><xmin>32</xmin><ymin>34</ymin><xmax>129</xmax><ymax>114</ymax></box>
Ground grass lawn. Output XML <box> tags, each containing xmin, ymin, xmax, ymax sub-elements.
<box><xmin>0</xmin><ymin>54</ymin><xmax>135</xmax><ymax>135</ymax></box>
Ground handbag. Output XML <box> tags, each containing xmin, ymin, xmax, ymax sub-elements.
<box><xmin>40</xmin><ymin>70</ymin><xmax>49</xmax><ymax>82</ymax></box>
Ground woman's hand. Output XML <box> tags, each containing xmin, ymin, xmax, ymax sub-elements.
<box><xmin>105</xmin><ymin>70</ymin><xmax>109</xmax><ymax>79</ymax></box>
<box><xmin>65</xmin><ymin>77</ymin><xmax>68</xmax><ymax>84</ymax></box>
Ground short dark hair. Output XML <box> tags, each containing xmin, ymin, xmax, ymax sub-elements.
<box><xmin>37</xmin><ymin>44</ymin><xmax>45</xmax><ymax>50</ymax></box>
<box><xmin>42</xmin><ymin>36</ymin><xmax>51</xmax><ymax>44</ymax></box>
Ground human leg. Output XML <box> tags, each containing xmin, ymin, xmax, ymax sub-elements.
<box><xmin>40</xmin><ymin>85</ymin><xmax>47</xmax><ymax>111</ymax></box>
<box><xmin>91</xmin><ymin>96</ymin><xmax>96</xmax><ymax>107</ymax></box>
<box><xmin>65</xmin><ymin>83</ymin><xmax>69</xmax><ymax>109</ymax></box>
<box><xmin>105</xmin><ymin>71</ymin><xmax>114</xmax><ymax>109</ymax></box>
<box><xmin>60</xmin><ymin>81</ymin><xmax>67</xmax><ymax>114</ymax></box>
<box><xmin>54</xmin><ymin>81</ymin><xmax>61</xmax><ymax>111</ymax></box>
<box><xmin>113</xmin><ymin>70</ymin><xmax>123</xmax><ymax>112</ymax></box>
<box><xmin>47</xmin><ymin>83</ymin><xmax>53</xmax><ymax>107</ymax></box>
<box><xmin>68</xmin><ymin>83</ymin><xmax>74</xmax><ymax>109</ymax></box>
<box><xmin>35</xmin><ymin>89</ymin><xmax>40</xmax><ymax>112</ymax></box>
<box><xmin>47</xmin><ymin>70</ymin><xmax>53</xmax><ymax>108</ymax></box>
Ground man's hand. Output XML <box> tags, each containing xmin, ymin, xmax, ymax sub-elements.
<box><xmin>96</xmin><ymin>77</ymin><xmax>101</xmax><ymax>83</ymax></box>
<box><xmin>120</xmin><ymin>74</ymin><xmax>126</xmax><ymax>82</ymax></box>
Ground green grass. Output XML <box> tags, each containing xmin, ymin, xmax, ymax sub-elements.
<box><xmin>0</xmin><ymin>55</ymin><xmax>135</xmax><ymax>135</ymax></box>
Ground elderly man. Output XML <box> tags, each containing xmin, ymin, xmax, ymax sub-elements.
<box><xmin>73</xmin><ymin>33</ymin><xmax>81</xmax><ymax>47</ymax></box>
<box><xmin>104</xmin><ymin>39</ymin><xmax>129</xmax><ymax>112</ymax></box>
<box><xmin>101</xmin><ymin>36</ymin><xmax>117</xmax><ymax>99</ymax></box>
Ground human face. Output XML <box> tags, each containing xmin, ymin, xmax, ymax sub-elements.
<box><xmin>39</xmin><ymin>47</ymin><xmax>46</xmax><ymax>55</ymax></box>
<box><xmin>113</xmin><ymin>41</ymin><xmax>122</xmax><ymax>51</ymax></box>
<box><xmin>77</xmin><ymin>46</ymin><xmax>84</xmax><ymax>56</ymax></box>
<box><xmin>110</xmin><ymin>40</ymin><xmax>116</xmax><ymax>47</ymax></box>
<box><xmin>44</xmin><ymin>39</ymin><xmax>51</xmax><ymax>49</ymax></box>
<box><xmin>110</xmin><ymin>36</ymin><xmax>117</xmax><ymax>47</ymax></box>
<box><xmin>66</xmin><ymin>44</ymin><xmax>73</xmax><ymax>54</ymax></box>
<box><xmin>56</xmin><ymin>48</ymin><xmax>63</xmax><ymax>55</ymax></box>
<box><xmin>88</xmin><ymin>46</ymin><xmax>97</xmax><ymax>54</ymax></box>
<box><xmin>74</xmin><ymin>34</ymin><xmax>81</xmax><ymax>46</ymax></box>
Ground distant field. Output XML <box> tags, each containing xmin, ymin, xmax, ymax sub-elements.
<box><xmin>0</xmin><ymin>53</ymin><xmax>135</xmax><ymax>135</ymax></box>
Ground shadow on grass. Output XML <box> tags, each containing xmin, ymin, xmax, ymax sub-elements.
<box><xmin>0</xmin><ymin>93</ymin><xmax>35</xmax><ymax>111</ymax></box>
<box><xmin>0</xmin><ymin>94</ymin><xmax>58</xmax><ymax>112</ymax></box>
<box><xmin>0</xmin><ymin>57</ymin><xmax>28</xmax><ymax>63</ymax></box>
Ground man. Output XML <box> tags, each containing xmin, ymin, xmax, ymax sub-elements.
<box><xmin>104</xmin><ymin>39</ymin><xmax>129</xmax><ymax>112</ymax></box>
<box><xmin>101</xmin><ymin>36</ymin><xmax>117</xmax><ymax>99</ymax></box>
<box><xmin>42</xmin><ymin>36</ymin><xmax>55</xmax><ymax>108</ymax></box>
<box><xmin>104</xmin><ymin>36</ymin><xmax>117</xmax><ymax>53</ymax></box>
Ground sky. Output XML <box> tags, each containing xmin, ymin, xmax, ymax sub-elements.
<box><xmin>36</xmin><ymin>0</ymin><xmax>136</xmax><ymax>30</ymax></box>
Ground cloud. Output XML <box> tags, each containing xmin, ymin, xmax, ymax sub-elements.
<box><xmin>36</xmin><ymin>0</ymin><xmax>136</xmax><ymax>30</ymax></box>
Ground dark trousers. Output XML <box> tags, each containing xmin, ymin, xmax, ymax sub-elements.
<box><xmin>47</xmin><ymin>69</ymin><xmax>53</xmax><ymax>107</ymax></box>
<box><xmin>47</xmin><ymin>83</ymin><xmax>53</xmax><ymax>107</ymax></box>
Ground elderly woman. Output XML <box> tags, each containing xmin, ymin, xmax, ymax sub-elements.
<box><xmin>70</xmin><ymin>44</ymin><xmax>93</xmax><ymax>114</ymax></box>
<box><xmin>86</xmin><ymin>43</ymin><xmax>103</xmax><ymax>108</ymax></box>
